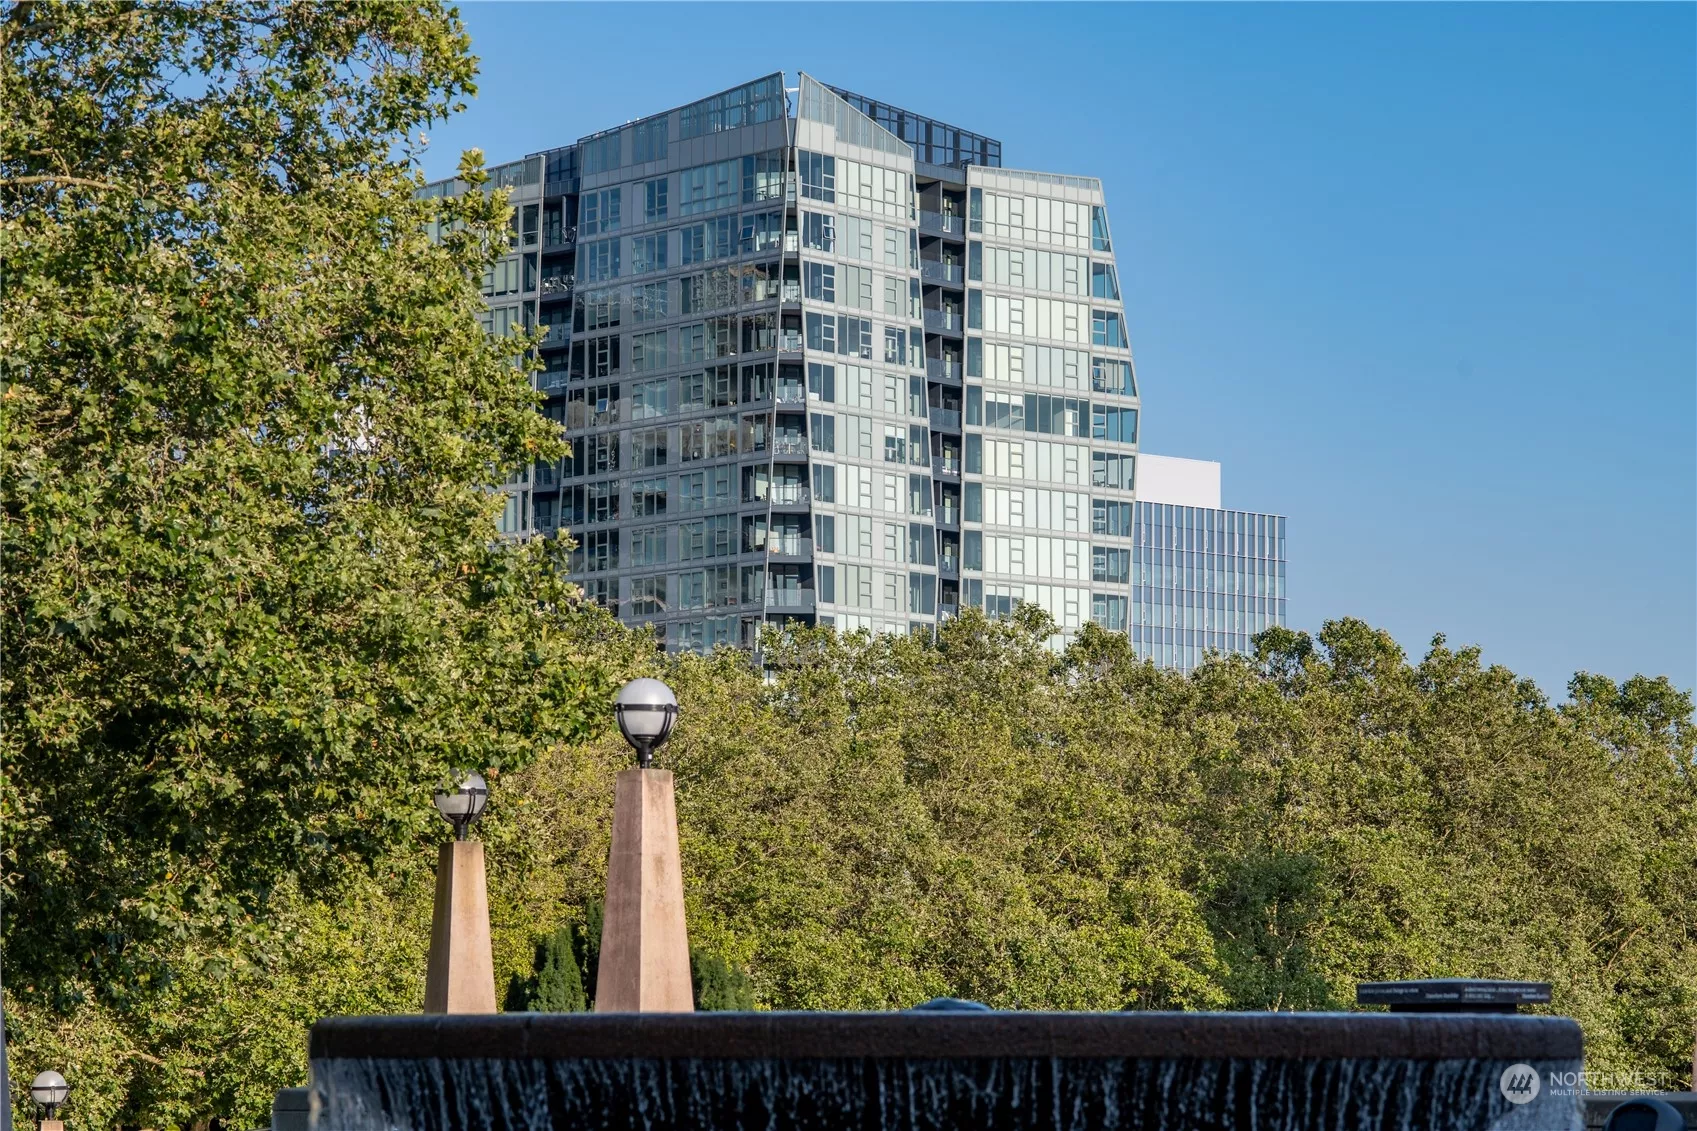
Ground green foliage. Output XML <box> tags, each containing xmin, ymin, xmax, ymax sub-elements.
<box><xmin>692</xmin><ymin>950</ymin><xmax>755</xmax><ymax>1012</ymax></box>
<box><xmin>511</xmin><ymin>927</ymin><xmax>587</xmax><ymax>1013</ymax></box>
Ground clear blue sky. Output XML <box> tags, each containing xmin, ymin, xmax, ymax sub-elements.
<box><xmin>422</xmin><ymin>3</ymin><xmax>1696</xmax><ymax>699</ymax></box>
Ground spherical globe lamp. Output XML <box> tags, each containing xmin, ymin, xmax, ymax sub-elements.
<box><xmin>614</xmin><ymin>678</ymin><xmax>678</xmax><ymax>768</ymax></box>
<box><xmin>432</xmin><ymin>770</ymin><xmax>489</xmax><ymax>840</ymax></box>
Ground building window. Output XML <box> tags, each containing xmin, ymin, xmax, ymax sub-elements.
<box><xmin>1091</xmin><ymin>206</ymin><xmax>1111</xmax><ymax>252</ymax></box>
<box><xmin>1092</xmin><ymin>452</ymin><xmax>1134</xmax><ymax>490</ymax></box>
<box><xmin>583</xmin><ymin>238</ymin><xmax>621</xmax><ymax>282</ymax></box>
<box><xmin>804</xmin><ymin>262</ymin><xmax>836</xmax><ymax>303</ymax></box>
<box><xmin>1092</xmin><ymin>593</ymin><xmax>1127</xmax><ymax>631</ymax></box>
<box><xmin>1092</xmin><ymin>310</ymin><xmax>1126</xmax><ymax>349</ymax></box>
<box><xmin>802</xmin><ymin>211</ymin><xmax>835</xmax><ymax>252</ymax></box>
<box><xmin>643</xmin><ymin>177</ymin><xmax>668</xmax><ymax>222</ymax></box>
<box><xmin>1092</xmin><ymin>498</ymin><xmax>1131</xmax><ymax>535</ymax></box>
<box><xmin>581</xmin><ymin>188</ymin><xmax>621</xmax><ymax>237</ymax></box>
<box><xmin>632</xmin><ymin>476</ymin><xmax>667</xmax><ymax>516</ymax></box>
<box><xmin>1091</xmin><ymin>262</ymin><xmax>1120</xmax><ymax>300</ymax></box>
<box><xmin>807</xmin><ymin>362</ymin><xmax>835</xmax><ymax>402</ymax></box>
<box><xmin>1092</xmin><ymin>546</ymin><xmax>1130</xmax><ymax>583</ymax></box>
<box><xmin>1092</xmin><ymin>357</ymin><xmax>1135</xmax><ymax>396</ymax></box>
<box><xmin>631</xmin><ymin>234</ymin><xmax>668</xmax><ymax>276</ymax></box>
<box><xmin>740</xmin><ymin>211</ymin><xmax>781</xmax><ymax>254</ymax></box>
<box><xmin>810</xmin><ymin>412</ymin><xmax>836</xmax><ymax>453</ymax></box>
<box><xmin>799</xmin><ymin>151</ymin><xmax>836</xmax><ymax>202</ymax></box>
<box><xmin>630</xmin><ymin>575</ymin><xmax>668</xmax><ymax>616</ymax></box>
<box><xmin>1091</xmin><ymin>405</ymin><xmax>1138</xmax><ymax>444</ymax></box>
<box><xmin>571</xmin><ymin>530</ymin><xmax>619</xmax><ymax>573</ymax></box>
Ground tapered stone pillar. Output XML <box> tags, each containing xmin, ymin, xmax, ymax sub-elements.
<box><xmin>423</xmin><ymin>841</ymin><xmax>496</xmax><ymax>1013</ymax></box>
<box><xmin>594</xmin><ymin>768</ymin><xmax>693</xmax><ymax>1012</ymax></box>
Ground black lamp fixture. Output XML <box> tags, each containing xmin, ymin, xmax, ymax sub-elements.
<box><xmin>614</xmin><ymin>678</ymin><xmax>679</xmax><ymax>768</ymax></box>
<box><xmin>30</xmin><ymin>1070</ymin><xmax>69</xmax><ymax>1123</ymax></box>
<box><xmin>432</xmin><ymin>770</ymin><xmax>489</xmax><ymax>841</ymax></box>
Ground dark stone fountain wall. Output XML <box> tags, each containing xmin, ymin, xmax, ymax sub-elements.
<box><xmin>309</xmin><ymin>1012</ymin><xmax>1585</xmax><ymax>1131</ymax></box>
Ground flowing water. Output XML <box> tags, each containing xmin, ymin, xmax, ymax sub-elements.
<box><xmin>311</xmin><ymin>1052</ymin><xmax>1585</xmax><ymax>1130</ymax></box>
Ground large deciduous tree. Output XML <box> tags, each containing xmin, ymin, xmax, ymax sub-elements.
<box><xmin>0</xmin><ymin>0</ymin><xmax>630</xmax><ymax>1016</ymax></box>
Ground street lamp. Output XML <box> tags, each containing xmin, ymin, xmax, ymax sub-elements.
<box><xmin>432</xmin><ymin>770</ymin><xmax>489</xmax><ymax>840</ymax></box>
<box><xmin>614</xmin><ymin>678</ymin><xmax>678</xmax><ymax>768</ymax></box>
<box><xmin>30</xmin><ymin>1070</ymin><xmax>68</xmax><ymax>1126</ymax></box>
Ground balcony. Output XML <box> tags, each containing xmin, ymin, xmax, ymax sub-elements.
<box><xmin>938</xmin><ymin>556</ymin><xmax>961</xmax><ymax>578</ymax></box>
<box><xmin>921</xmin><ymin>260</ymin><xmax>964</xmax><ymax>286</ymax></box>
<box><xmin>543</xmin><ymin>225</ymin><xmax>577</xmax><ymax>250</ymax></box>
<box><xmin>932</xmin><ymin>456</ymin><xmax>962</xmax><ymax>480</ymax></box>
<box><xmin>540</xmin><ymin>273</ymin><xmax>575</xmax><ymax>300</ymax></box>
<box><xmin>924</xmin><ymin>309</ymin><xmax>963</xmax><ymax>334</ymax></box>
<box><xmin>920</xmin><ymin>210</ymin><xmax>963</xmax><ymax>236</ymax></box>
<box><xmin>755</xmin><ymin>535</ymin><xmax>813</xmax><ymax>560</ymax></box>
<box><xmin>538</xmin><ymin>368</ymin><xmax>569</xmax><ymax>393</ymax></box>
<box><xmin>768</xmin><ymin>485</ymin><xmax>811</xmax><ymax>508</ymax></box>
<box><xmin>781</xmin><ymin>282</ymin><xmax>802</xmax><ymax>303</ymax></box>
<box><xmin>937</xmin><ymin>602</ymin><xmax>960</xmax><ymax>619</ymax></box>
<box><xmin>772</xmin><ymin>435</ymin><xmax>808</xmax><ymax>458</ymax></box>
<box><xmin>765</xmin><ymin>588</ymin><xmax>816</xmax><ymax>611</ymax></box>
<box><xmin>929</xmin><ymin>407</ymin><xmax>962</xmax><ymax>432</ymax></box>
<box><xmin>778</xmin><ymin>332</ymin><xmax>803</xmax><ymax>353</ymax></box>
<box><xmin>775</xmin><ymin>385</ymin><xmax>806</xmax><ymax>406</ymax></box>
<box><xmin>540</xmin><ymin>324</ymin><xmax>570</xmax><ymax>349</ymax></box>
<box><xmin>926</xmin><ymin>358</ymin><xmax>963</xmax><ymax>382</ymax></box>
<box><xmin>937</xmin><ymin>506</ymin><xmax>961</xmax><ymax>529</ymax></box>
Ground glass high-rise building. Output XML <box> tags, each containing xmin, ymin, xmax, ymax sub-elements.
<box><xmin>425</xmin><ymin>73</ymin><xmax>1286</xmax><ymax>667</ymax></box>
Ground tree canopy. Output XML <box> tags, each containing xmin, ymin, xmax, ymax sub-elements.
<box><xmin>1</xmin><ymin>0</ymin><xmax>636</xmax><ymax>1013</ymax></box>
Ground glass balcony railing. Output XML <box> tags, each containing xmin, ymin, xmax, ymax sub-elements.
<box><xmin>921</xmin><ymin>260</ymin><xmax>964</xmax><ymax>285</ymax></box>
<box><xmin>929</xmin><ymin>408</ymin><xmax>962</xmax><ymax>431</ymax></box>
<box><xmin>541</xmin><ymin>324</ymin><xmax>570</xmax><ymax>348</ymax></box>
<box><xmin>938</xmin><ymin>506</ymin><xmax>961</xmax><ymax>527</ymax></box>
<box><xmin>543</xmin><ymin>225</ymin><xmax>577</xmax><ymax>250</ymax></box>
<box><xmin>772</xmin><ymin>435</ymin><xmax>808</xmax><ymax>457</ymax></box>
<box><xmin>926</xmin><ymin>358</ymin><xmax>962</xmax><ymax>381</ymax></box>
<box><xmin>781</xmin><ymin>282</ymin><xmax>802</xmax><ymax>303</ymax></box>
<box><xmin>765</xmin><ymin>588</ymin><xmax>816</xmax><ymax>610</ymax></box>
<box><xmin>775</xmin><ymin>385</ymin><xmax>806</xmax><ymax>405</ymax></box>
<box><xmin>779</xmin><ymin>332</ymin><xmax>803</xmax><ymax>353</ymax></box>
<box><xmin>924</xmin><ymin>309</ymin><xmax>963</xmax><ymax>333</ymax></box>
<box><xmin>751</xmin><ymin>535</ymin><xmax>813</xmax><ymax>558</ymax></box>
<box><xmin>540</xmin><ymin>274</ymin><xmax>574</xmax><ymax>298</ymax></box>
<box><xmin>920</xmin><ymin>210</ymin><xmax>962</xmax><ymax>236</ymax></box>
<box><xmin>932</xmin><ymin>456</ymin><xmax>962</xmax><ymax>478</ymax></box>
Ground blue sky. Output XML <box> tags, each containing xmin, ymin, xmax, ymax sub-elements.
<box><xmin>421</xmin><ymin>3</ymin><xmax>1696</xmax><ymax>699</ymax></box>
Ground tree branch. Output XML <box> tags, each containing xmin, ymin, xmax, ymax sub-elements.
<box><xmin>3</xmin><ymin>174</ymin><xmax>125</xmax><ymax>192</ymax></box>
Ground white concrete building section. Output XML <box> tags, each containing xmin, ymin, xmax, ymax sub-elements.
<box><xmin>1135</xmin><ymin>454</ymin><xmax>1221</xmax><ymax>509</ymax></box>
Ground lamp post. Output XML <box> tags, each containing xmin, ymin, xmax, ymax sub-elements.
<box><xmin>422</xmin><ymin>770</ymin><xmax>496</xmax><ymax>1013</ymax></box>
<box><xmin>597</xmin><ymin>678</ymin><xmax>692</xmax><ymax>1012</ymax></box>
<box><xmin>432</xmin><ymin>770</ymin><xmax>489</xmax><ymax>840</ymax></box>
<box><xmin>614</xmin><ymin>678</ymin><xmax>678</xmax><ymax>767</ymax></box>
<box><xmin>30</xmin><ymin>1071</ymin><xmax>68</xmax><ymax>1131</ymax></box>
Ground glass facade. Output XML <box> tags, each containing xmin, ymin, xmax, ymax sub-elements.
<box><xmin>1130</xmin><ymin>503</ymin><xmax>1287</xmax><ymax>673</ymax></box>
<box><xmin>426</xmin><ymin>71</ymin><xmax>1286</xmax><ymax>668</ymax></box>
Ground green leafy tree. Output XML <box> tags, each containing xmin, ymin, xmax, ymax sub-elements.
<box><xmin>0</xmin><ymin>1</ymin><xmax>649</xmax><ymax>1123</ymax></box>
<box><xmin>526</xmin><ymin>927</ymin><xmax>588</xmax><ymax>1013</ymax></box>
<box><xmin>691</xmin><ymin>949</ymin><xmax>754</xmax><ymax>1012</ymax></box>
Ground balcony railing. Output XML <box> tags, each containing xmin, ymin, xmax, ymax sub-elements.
<box><xmin>924</xmin><ymin>309</ymin><xmax>963</xmax><ymax>333</ymax></box>
<box><xmin>750</xmin><ymin>535</ymin><xmax>813</xmax><ymax>558</ymax></box>
<box><xmin>541</xmin><ymin>324</ymin><xmax>570</xmax><ymax>348</ymax></box>
<box><xmin>932</xmin><ymin>456</ymin><xmax>962</xmax><ymax>479</ymax></box>
<box><xmin>765</xmin><ymin>588</ymin><xmax>816</xmax><ymax>610</ymax></box>
<box><xmin>778</xmin><ymin>332</ymin><xmax>803</xmax><ymax>353</ymax></box>
<box><xmin>543</xmin><ymin>225</ymin><xmax>577</xmax><ymax>250</ymax></box>
<box><xmin>929</xmin><ymin>407</ymin><xmax>962</xmax><ymax>432</ymax></box>
<box><xmin>937</xmin><ymin>602</ymin><xmax>960</xmax><ymax>619</ymax></box>
<box><xmin>769</xmin><ymin>485</ymin><xmax>811</xmax><ymax>506</ymax></box>
<box><xmin>771</xmin><ymin>435</ymin><xmax>808</xmax><ymax>457</ymax></box>
<box><xmin>938</xmin><ymin>556</ymin><xmax>960</xmax><ymax>577</ymax></box>
<box><xmin>921</xmin><ymin>260</ymin><xmax>964</xmax><ymax>285</ymax></box>
<box><xmin>775</xmin><ymin>385</ymin><xmax>806</xmax><ymax>405</ymax></box>
<box><xmin>937</xmin><ymin>506</ymin><xmax>961</xmax><ymax>527</ymax></box>
<box><xmin>781</xmin><ymin>282</ymin><xmax>802</xmax><ymax>303</ymax></box>
<box><xmin>540</xmin><ymin>274</ymin><xmax>575</xmax><ymax>298</ymax></box>
<box><xmin>920</xmin><ymin>210</ymin><xmax>963</xmax><ymax>236</ymax></box>
<box><xmin>926</xmin><ymin>358</ymin><xmax>963</xmax><ymax>382</ymax></box>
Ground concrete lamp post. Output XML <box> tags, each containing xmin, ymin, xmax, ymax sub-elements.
<box><xmin>30</xmin><ymin>1070</ymin><xmax>68</xmax><ymax>1131</ymax></box>
<box><xmin>596</xmin><ymin>678</ymin><xmax>693</xmax><ymax>1013</ymax></box>
<box><xmin>423</xmin><ymin>771</ymin><xmax>496</xmax><ymax>1014</ymax></box>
